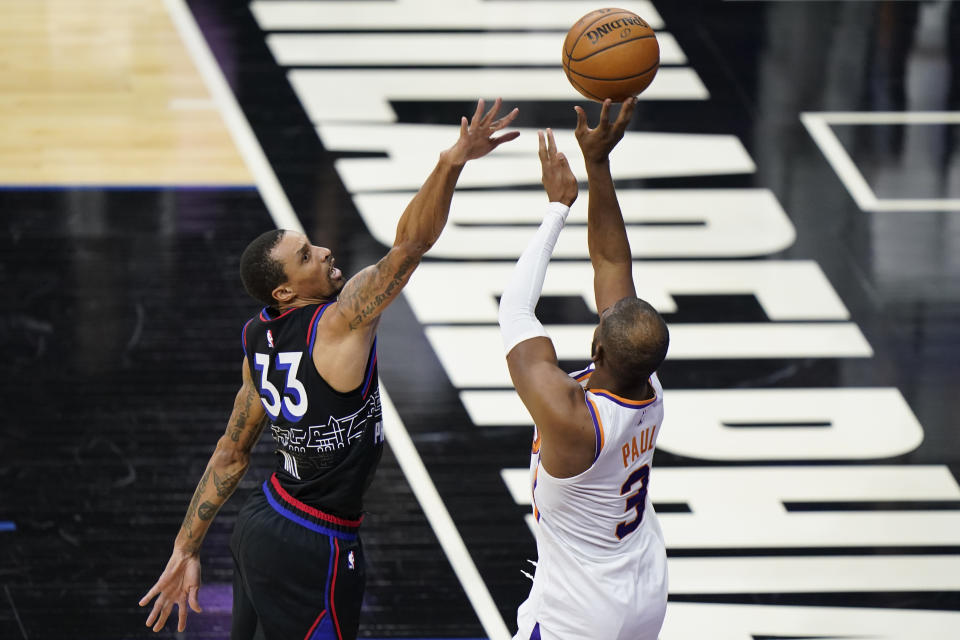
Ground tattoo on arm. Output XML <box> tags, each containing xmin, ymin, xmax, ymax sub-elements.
<box><xmin>343</xmin><ymin>255</ymin><xmax>418</xmax><ymax>330</ymax></box>
<box><xmin>213</xmin><ymin>468</ymin><xmax>244</xmax><ymax>498</ymax></box>
<box><xmin>198</xmin><ymin>501</ymin><xmax>219</xmax><ymax>521</ymax></box>
<box><xmin>228</xmin><ymin>387</ymin><xmax>254</xmax><ymax>442</ymax></box>
<box><xmin>227</xmin><ymin>378</ymin><xmax>259</xmax><ymax>442</ymax></box>
<box><xmin>180</xmin><ymin>468</ymin><xmax>211</xmax><ymax>551</ymax></box>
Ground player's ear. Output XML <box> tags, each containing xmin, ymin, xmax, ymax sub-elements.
<box><xmin>272</xmin><ymin>284</ymin><xmax>294</xmax><ymax>305</ymax></box>
<box><xmin>591</xmin><ymin>341</ymin><xmax>604</xmax><ymax>364</ymax></box>
<box><xmin>591</xmin><ymin>324</ymin><xmax>603</xmax><ymax>362</ymax></box>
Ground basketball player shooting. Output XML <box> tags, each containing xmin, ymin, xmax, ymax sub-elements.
<box><xmin>498</xmin><ymin>98</ymin><xmax>670</xmax><ymax>640</ymax></box>
<box><xmin>138</xmin><ymin>98</ymin><xmax>519</xmax><ymax>637</ymax></box>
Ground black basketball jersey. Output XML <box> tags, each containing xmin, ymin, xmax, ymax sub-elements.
<box><xmin>241</xmin><ymin>302</ymin><xmax>384</xmax><ymax>519</ymax></box>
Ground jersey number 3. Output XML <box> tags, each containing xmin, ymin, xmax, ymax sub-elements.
<box><xmin>616</xmin><ymin>464</ymin><xmax>650</xmax><ymax>540</ymax></box>
<box><xmin>254</xmin><ymin>351</ymin><xmax>308</xmax><ymax>421</ymax></box>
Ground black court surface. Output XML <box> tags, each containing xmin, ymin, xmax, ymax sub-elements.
<box><xmin>2</xmin><ymin>1</ymin><xmax>960</xmax><ymax>638</ymax></box>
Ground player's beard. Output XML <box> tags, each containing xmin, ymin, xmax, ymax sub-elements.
<box><xmin>329</xmin><ymin>270</ymin><xmax>346</xmax><ymax>296</ymax></box>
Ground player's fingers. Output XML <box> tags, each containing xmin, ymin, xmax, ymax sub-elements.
<box><xmin>598</xmin><ymin>98</ymin><xmax>612</xmax><ymax>129</ymax></box>
<box><xmin>145</xmin><ymin>598</ymin><xmax>162</xmax><ymax>627</ymax></box>
<box><xmin>615</xmin><ymin>96</ymin><xmax>637</xmax><ymax>130</ymax></box>
<box><xmin>574</xmin><ymin>105</ymin><xmax>587</xmax><ymax>135</ymax></box>
<box><xmin>482</xmin><ymin>97</ymin><xmax>503</xmax><ymax>125</ymax></box>
<box><xmin>493</xmin><ymin>107</ymin><xmax>519</xmax><ymax>130</ymax></box>
<box><xmin>537</xmin><ymin>130</ymin><xmax>546</xmax><ymax>159</ymax></box>
<box><xmin>153</xmin><ymin>600</ymin><xmax>175</xmax><ymax>632</ymax></box>
<box><xmin>492</xmin><ymin>130</ymin><xmax>520</xmax><ymax>148</ymax></box>
<box><xmin>471</xmin><ymin>99</ymin><xmax>485</xmax><ymax>126</ymax></box>
<box><xmin>460</xmin><ymin>116</ymin><xmax>469</xmax><ymax>137</ymax></box>
<box><xmin>188</xmin><ymin>586</ymin><xmax>203</xmax><ymax>613</ymax></box>
<box><xmin>177</xmin><ymin>598</ymin><xmax>188</xmax><ymax>632</ymax></box>
<box><xmin>139</xmin><ymin>584</ymin><xmax>159</xmax><ymax>607</ymax></box>
<box><xmin>547</xmin><ymin>128</ymin><xmax>558</xmax><ymax>157</ymax></box>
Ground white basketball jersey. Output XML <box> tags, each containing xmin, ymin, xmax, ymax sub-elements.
<box><xmin>513</xmin><ymin>365</ymin><xmax>668</xmax><ymax>640</ymax></box>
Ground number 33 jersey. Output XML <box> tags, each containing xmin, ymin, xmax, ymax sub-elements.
<box><xmin>514</xmin><ymin>365</ymin><xmax>668</xmax><ymax>640</ymax></box>
<box><xmin>242</xmin><ymin>302</ymin><xmax>384</xmax><ymax>519</ymax></box>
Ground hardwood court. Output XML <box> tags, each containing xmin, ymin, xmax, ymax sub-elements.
<box><xmin>2</xmin><ymin>0</ymin><xmax>959</xmax><ymax>639</ymax></box>
<box><xmin>0</xmin><ymin>0</ymin><xmax>249</xmax><ymax>186</ymax></box>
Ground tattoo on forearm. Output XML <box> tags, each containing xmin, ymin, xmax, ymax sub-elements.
<box><xmin>180</xmin><ymin>468</ymin><xmax>211</xmax><ymax>541</ymax></box>
<box><xmin>198</xmin><ymin>501</ymin><xmax>218</xmax><ymax>521</ymax></box>
<box><xmin>213</xmin><ymin>468</ymin><xmax>244</xmax><ymax>497</ymax></box>
<box><xmin>228</xmin><ymin>385</ymin><xmax>257</xmax><ymax>442</ymax></box>
<box><xmin>346</xmin><ymin>256</ymin><xmax>417</xmax><ymax>330</ymax></box>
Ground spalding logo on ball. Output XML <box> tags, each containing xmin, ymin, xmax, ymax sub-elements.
<box><xmin>563</xmin><ymin>8</ymin><xmax>660</xmax><ymax>102</ymax></box>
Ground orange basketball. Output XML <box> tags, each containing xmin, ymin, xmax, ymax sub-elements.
<box><xmin>562</xmin><ymin>8</ymin><xmax>660</xmax><ymax>102</ymax></box>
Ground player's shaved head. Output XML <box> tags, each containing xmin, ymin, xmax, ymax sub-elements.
<box><xmin>240</xmin><ymin>229</ymin><xmax>287</xmax><ymax>307</ymax></box>
<box><xmin>595</xmin><ymin>297</ymin><xmax>669</xmax><ymax>385</ymax></box>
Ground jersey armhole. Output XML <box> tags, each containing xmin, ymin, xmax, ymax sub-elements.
<box><xmin>584</xmin><ymin>393</ymin><xmax>605</xmax><ymax>462</ymax></box>
<box><xmin>306</xmin><ymin>301</ymin><xmax>334</xmax><ymax>353</ymax></box>
<box><xmin>360</xmin><ymin>338</ymin><xmax>378</xmax><ymax>400</ymax></box>
<box><xmin>241</xmin><ymin>317</ymin><xmax>254</xmax><ymax>359</ymax></box>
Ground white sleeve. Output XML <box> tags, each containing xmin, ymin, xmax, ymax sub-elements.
<box><xmin>498</xmin><ymin>201</ymin><xmax>570</xmax><ymax>355</ymax></box>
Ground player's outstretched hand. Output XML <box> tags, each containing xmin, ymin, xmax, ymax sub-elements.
<box><xmin>574</xmin><ymin>97</ymin><xmax>636</xmax><ymax>164</ymax></box>
<box><xmin>444</xmin><ymin>98</ymin><xmax>520</xmax><ymax>165</ymax></box>
<box><xmin>538</xmin><ymin>128</ymin><xmax>578</xmax><ymax>207</ymax></box>
<box><xmin>139</xmin><ymin>549</ymin><xmax>203</xmax><ymax>632</ymax></box>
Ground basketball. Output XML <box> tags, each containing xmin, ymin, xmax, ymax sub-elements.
<box><xmin>562</xmin><ymin>8</ymin><xmax>660</xmax><ymax>102</ymax></box>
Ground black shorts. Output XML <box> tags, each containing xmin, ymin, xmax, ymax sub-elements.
<box><xmin>229</xmin><ymin>475</ymin><xmax>366</xmax><ymax>640</ymax></box>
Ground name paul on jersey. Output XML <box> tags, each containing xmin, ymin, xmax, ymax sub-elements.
<box><xmin>270</xmin><ymin>391</ymin><xmax>383</xmax><ymax>454</ymax></box>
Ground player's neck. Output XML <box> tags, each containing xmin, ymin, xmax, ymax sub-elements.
<box><xmin>587</xmin><ymin>367</ymin><xmax>654</xmax><ymax>402</ymax></box>
<box><xmin>276</xmin><ymin>294</ymin><xmax>336</xmax><ymax>312</ymax></box>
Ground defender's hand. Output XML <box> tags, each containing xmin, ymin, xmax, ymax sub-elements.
<box><xmin>139</xmin><ymin>549</ymin><xmax>203</xmax><ymax>632</ymax></box>
<box><xmin>574</xmin><ymin>97</ymin><xmax>636</xmax><ymax>164</ymax></box>
<box><xmin>538</xmin><ymin>128</ymin><xmax>578</xmax><ymax>207</ymax></box>
<box><xmin>443</xmin><ymin>98</ymin><xmax>520</xmax><ymax>165</ymax></box>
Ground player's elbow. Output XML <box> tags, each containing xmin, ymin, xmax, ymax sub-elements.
<box><xmin>212</xmin><ymin>437</ymin><xmax>251</xmax><ymax>472</ymax></box>
<box><xmin>393</xmin><ymin>240</ymin><xmax>431</xmax><ymax>262</ymax></box>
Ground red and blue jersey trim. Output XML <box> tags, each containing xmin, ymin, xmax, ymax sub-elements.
<box><xmin>306</xmin><ymin>301</ymin><xmax>335</xmax><ymax>353</ymax></box>
<box><xmin>327</xmin><ymin>536</ymin><xmax>343</xmax><ymax>638</ymax></box>
<box><xmin>263</xmin><ymin>473</ymin><xmax>362</xmax><ymax>540</ymax></box>
<box><xmin>303</xmin><ymin>536</ymin><xmax>345</xmax><ymax>640</ymax></box>
<box><xmin>360</xmin><ymin>338</ymin><xmax>378</xmax><ymax>400</ymax></box>
<box><xmin>241</xmin><ymin>317</ymin><xmax>254</xmax><ymax>359</ymax></box>
<box><xmin>259</xmin><ymin>306</ymin><xmax>298</xmax><ymax>323</ymax></box>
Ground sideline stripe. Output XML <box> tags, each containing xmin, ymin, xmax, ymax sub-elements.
<box><xmin>379</xmin><ymin>387</ymin><xmax>510</xmax><ymax>639</ymax></box>
<box><xmin>164</xmin><ymin>2</ymin><xmax>510</xmax><ymax>638</ymax></box>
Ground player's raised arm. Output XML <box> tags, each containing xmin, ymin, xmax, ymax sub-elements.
<box><xmin>575</xmin><ymin>97</ymin><xmax>638</xmax><ymax>315</ymax></box>
<box><xmin>498</xmin><ymin>129</ymin><xmax>595</xmax><ymax>478</ymax></box>
<box><xmin>139</xmin><ymin>358</ymin><xmax>268</xmax><ymax>632</ymax></box>
<box><xmin>332</xmin><ymin>98</ymin><xmax>519</xmax><ymax>332</ymax></box>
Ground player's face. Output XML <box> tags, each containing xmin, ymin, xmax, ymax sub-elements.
<box><xmin>273</xmin><ymin>231</ymin><xmax>346</xmax><ymax>300</ymax></box>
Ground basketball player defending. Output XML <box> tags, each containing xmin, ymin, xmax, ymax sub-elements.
<box><xmin>139</xmin><ymin>99</ymin><xmax>519</xmax><ymax>637</ymax></box>
<box><xmin>499</xmin><ymin>98</ymin><xmax>670</xmax><ymax>640</ymax></box>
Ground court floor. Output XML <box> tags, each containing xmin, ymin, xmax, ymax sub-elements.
<box><xmin>1</xmin><ymin>0</ymin><xmax>959</xmax><ymax>638</ymax></box>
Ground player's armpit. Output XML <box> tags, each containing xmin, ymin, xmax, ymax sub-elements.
<box><xmin>507</xmin><ymin>339</ymin><xmax>596</xmax><ymax>476</ymax></box>
<box><xmin>506</xmin><ymin>337</ymin><xmax>595</xmax><ymax>460</ymax></box>
<box><xmin>333</xmin><ymin>245</ymin><xmax>422</xmax><ymax>331</ymax></box>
